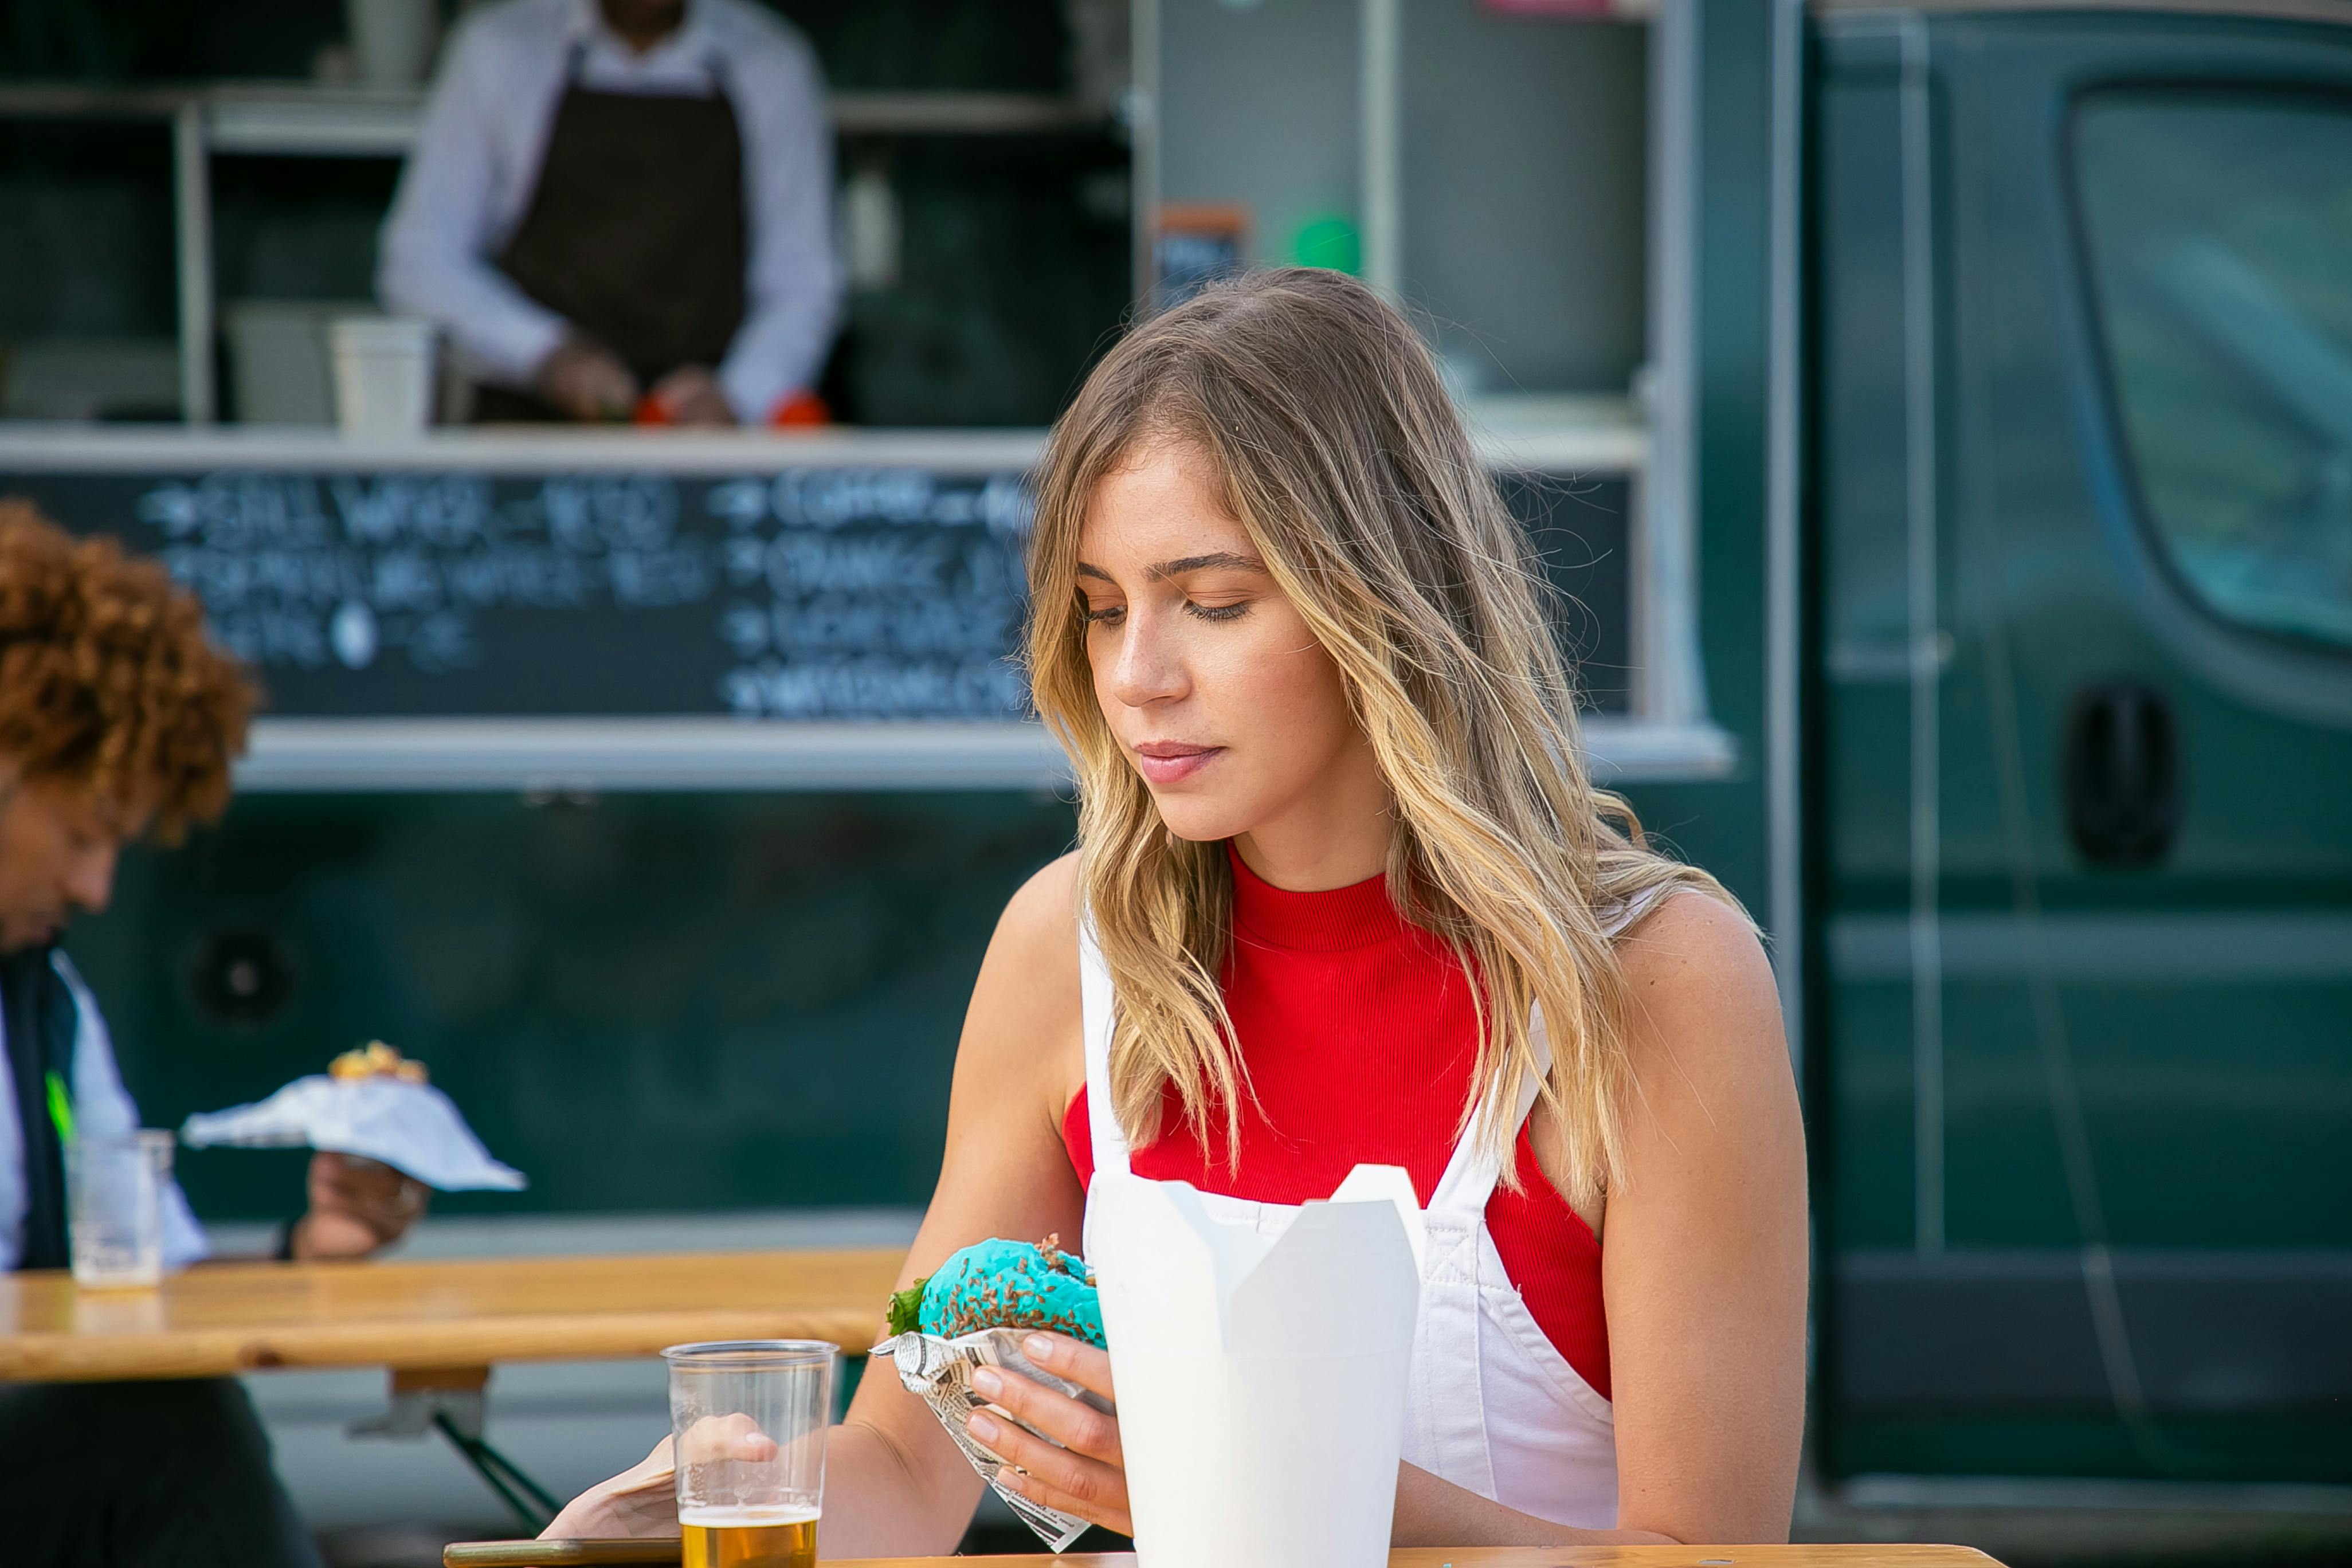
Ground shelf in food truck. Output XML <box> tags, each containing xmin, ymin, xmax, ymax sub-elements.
<box><xmin>0</xmin><ymin>82</ymin><xmax>1118</xmax><ymax>157</ymax></box>
<box><xmin>0</xmin><ymin>409</ymin><xmax>1729</xmax><ymax>792</ymax></box>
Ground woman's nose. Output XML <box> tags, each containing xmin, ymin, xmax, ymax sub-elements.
<box><xmin>1107</xmin><ymin>609</ymin><xmax>1189</xmax><ymax>709</ymax></box>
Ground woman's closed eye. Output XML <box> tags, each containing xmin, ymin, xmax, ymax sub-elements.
<box><xmin>1081</xmin><ymin>597</ymin><xmax>1252</xmax><ymax>626</ymax></box>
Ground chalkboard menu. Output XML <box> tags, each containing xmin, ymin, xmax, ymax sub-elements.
<box><xmin>4</xmin><ymin>467</ymin><xmax>1033</xmax><ymax>720</ymax></box>
<box><xmin>4</xmin><ymin>462</ymin><xmax>1631</xmax><ymax>720</ymax></box>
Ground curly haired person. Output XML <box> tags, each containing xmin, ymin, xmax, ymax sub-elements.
<box><xmin>0</xmin><ymin>501</ymin><xmax>426</xmax><ymax>1568</ymax></box>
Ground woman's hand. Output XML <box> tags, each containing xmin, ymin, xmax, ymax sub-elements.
<box><xmin>540</xmin><ymin>1417</ymin><xmax>781</xmax><ymax>1539</ymax></box>
<box><xmin>965</xmin><ymin>1332</ymin><xmax>1129</xmax><ymax>1535</ymax></box>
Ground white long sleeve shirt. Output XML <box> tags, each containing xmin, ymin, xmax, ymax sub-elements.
<box><xmin>378</xmin><ymin>0</ymin><xmax>842</xmax><ymax>423</ymax></box>
<box><xmin>0</xmin><ymin>952</ymin><xmax>209</xmax><ymax>1274</ymax></box>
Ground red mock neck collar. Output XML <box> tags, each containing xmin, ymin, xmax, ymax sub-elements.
<box><xmin>1227</xmin><ymin>841</ymin><xmax>1406</xmax><ymax>952</ymax></box>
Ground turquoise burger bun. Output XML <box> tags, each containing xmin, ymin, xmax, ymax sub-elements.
<box><xmin>887</xmin><ymin>1235</ymin><xmax>1104</xmax><ymax>1347</ymax></box>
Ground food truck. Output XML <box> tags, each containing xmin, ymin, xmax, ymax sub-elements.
<box><xmin>0</xmin><ymin>0</ymin><xmax>2344</xmax><ymax>1527</ymax></box>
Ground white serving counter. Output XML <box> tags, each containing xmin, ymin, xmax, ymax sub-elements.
<box><xmin>0</xmin><ymin>407</ymin><xmax>1647</xmax><ymax>476</ymax></box>
<box><xmin>0</xmin><ymin>415</ymin><xmax>1731</xmax><ymax>790</ymax></box>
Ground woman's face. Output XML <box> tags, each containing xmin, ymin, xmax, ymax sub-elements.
<box><xmin>1077</xmin><ymin>442</ymin><xmax>1389</xmax><ymax>878</ymax></box>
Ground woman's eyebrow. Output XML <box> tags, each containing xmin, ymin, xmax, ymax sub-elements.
<box><xmin>1075</xmin><ymin>552</ymin><xmax>1265</xmax><ymax>583</ymax></box>
<box><xmin>1149</xmin><ymin>551</ymin><xmax>1265</xmax><ymax>580</ymax></box>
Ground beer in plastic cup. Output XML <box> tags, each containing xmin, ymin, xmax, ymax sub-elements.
<box><xmin>665</xmin><ymin>1340</ymin><xmax>834</xmax><ymax>1568</ymax></box>
<box><xmin>67</xmin><ymin>1131</ymin><xmax>174</xmax><ymax>1289</ymax></box>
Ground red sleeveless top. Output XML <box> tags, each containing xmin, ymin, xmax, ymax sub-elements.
<box><xmin>1061</xmin><ymin>848</ymin><xmax>1612</xmax><ymax>1400</ymax></box>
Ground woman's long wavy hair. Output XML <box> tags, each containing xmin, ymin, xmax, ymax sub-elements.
<box><xmin>1026</xmin><ymin>269</ymin><xmax>1742</xmax><ymax>1209</ymax></box>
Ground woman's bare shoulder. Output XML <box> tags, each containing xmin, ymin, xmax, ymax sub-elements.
<box><xmin>1614</xmin><ymin>889</ymin><xmax>1786</xmax><ymax>1096</ymax></box>
<box><xmin>955</xmin><ymin>851</ymin><xmax>1085</xmax><ymax>1107</ymax></box>
<box><xmin>993</xmin><ymin>849</ymin><xmax>1081</xmax><ymax>961</ymax></box>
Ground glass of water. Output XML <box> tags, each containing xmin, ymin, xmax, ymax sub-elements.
<box><xmin>666</xmin><ymin>1339</ymin><xmax>835</xmax><ymax>1568</ymax></box>
<box><xmin>66</xmin><ymin>1130</ymin><xmax>174</xmax><ymax>1289</ymax></box>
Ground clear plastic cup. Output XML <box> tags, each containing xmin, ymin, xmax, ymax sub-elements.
<box><xmin>66</xmin><ymin>1131</ymin><xmax>174</xmax><ymax>1290</ymax></box>
<box><xmin>665</xmin><ymin>1339</ymin><xmax>835</xmax><ymax>1568</ymax></box>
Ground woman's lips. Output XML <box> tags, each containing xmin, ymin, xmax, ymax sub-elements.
<box><xmin>1132</xmin><ymin>742</ymin><xmax>1224</xmax><ymax>786</ymax></box>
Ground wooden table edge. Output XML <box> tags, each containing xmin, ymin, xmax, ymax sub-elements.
<box><xmin>444</xmin><ymin>1548</ymin><xmax>2004</xmax><ymax>1568</ymax></box>
<box><xmin>0</xmin><ymin>1247</ymin><xmax>906</xmax><ymax>1382</ymax></box>
<box><xmin>0</xmin><ymin>1306</ymin><xmax>892</xmax><ymax>1381</ymax></box>
<box><xmin>814</xmin><ymin>1549</ymin><xmax>2005</xmax><ymax>1567</ymax></box>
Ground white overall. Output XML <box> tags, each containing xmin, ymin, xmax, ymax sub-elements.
<box><xmin>1075</xmin><ymin>892</ymin><xmax>1663</xmax><ymax>1531</ymax></box>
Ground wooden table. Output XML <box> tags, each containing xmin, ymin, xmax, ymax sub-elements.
<box><xmin>826</xmin><ymin>1554</ymin><xmax>1996</xmax><ymax>1568</ymax></box>
<box><xmin>0</xmin><ymin>1247</ymin><xmax>905</xmax><ymax>1381</ymax></box>
<box><xmin>464</xmin><ymin>1549</ymin><xmax>1999</xmax><ymax>1567</ymax></box>
<box><xmin>1</xmin><ymin>1248</ymin><xmax>908</xmax><ymax>1534</ymax></box>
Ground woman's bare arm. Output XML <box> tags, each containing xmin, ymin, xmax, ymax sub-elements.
<box><xmin>1601</xmin><ymin>893</ymin><xmax>1809</xmax><ymax>1541</ymax></box>
<box><xmin>1391</xmin><ymin>892</ymin><xmax>1808</xmax><ymax>1547</ymax></box>
<box><xmin>543</xmin><ymin>855</ymin><xmax>1091</xmax><ymax>1554</ymax></box>
<box><xmin>816</xmin><ymin>854</ymin><xmax>1092</xmax><ymax>1557</ymax></box>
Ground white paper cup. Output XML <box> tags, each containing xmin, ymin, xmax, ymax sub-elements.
<box><xmin>330</xmin><ymin>316</ymin><xmax>436</xmax><ymax>437</ymax></box>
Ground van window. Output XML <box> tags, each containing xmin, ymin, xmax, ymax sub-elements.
<box><xmin>2073</xmin><ymin>89</ymin><xmax>2352</xmax><ymax>651</ymax></box>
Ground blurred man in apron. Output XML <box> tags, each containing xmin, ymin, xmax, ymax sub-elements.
<box><xmin>381</xmin><ymin>0</ymin><xmax>840</xmax><ymax>425</ymax></box>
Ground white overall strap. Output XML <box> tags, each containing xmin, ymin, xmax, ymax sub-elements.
<box><xmin>1598</xmin><ymin>884</ymin><xmax>1672</xmax><ymax>939</ymax></box>
<box><xmin>1426</xmin><ymin>1008</ymin><xmax>1554</xmax><ymax>1215</ymax></box>
<box><xmin>1076</xmin><ymin>913</ymin><xmax>1132</xmax><ymax>1178</ymax></box>
<box><xmin>1424</xmin><ymin>888</ymin><xmax>1673</xmax><ymax>1213</ymax></box>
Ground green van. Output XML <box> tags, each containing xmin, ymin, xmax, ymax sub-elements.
<box><xmin>1805</xmin><ymin>0</ymin><xmax>2352</xmax><ymax>1489</ymax></box>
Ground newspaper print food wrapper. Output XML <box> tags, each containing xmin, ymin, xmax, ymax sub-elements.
<box><xmin>873</xmin><ymin>1326</ymin><xmax>1111</xmax><ymax>1553</ymax></box>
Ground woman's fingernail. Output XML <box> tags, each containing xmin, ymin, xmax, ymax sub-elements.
<box><xmin>968</xmin><ymin>1412</ymin><xmax>1000</xmax><ymax>1443</ymax></box>
<box><xmin>1024</xmin><ymin>1334</ymin><xmax>1053</xmax><ymax>1361</ymax></box>
<box><xmin>971</xmin><ymin>1367</ymin><xmax>1003</xmax><ymax>1398</ymax></box>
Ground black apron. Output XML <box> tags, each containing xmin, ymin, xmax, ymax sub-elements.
<box><xmin>475</xmin><ymin>43</ymin><xmax>750</xmax><ymax>422</ymax></box>
<box><xmin>1</xmin><ymin>946</ymin><xmax>76</xmax><ymax>1272</ymax></box>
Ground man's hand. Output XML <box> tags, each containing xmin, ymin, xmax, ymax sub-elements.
<box><xmin>291</xmin><ymin>1152</ymin><xmax>426</xmax><ymax>1261</ymax></box>
<box><xmin>536</xmin><ymin>336</ymin><xmax>640</xmax><ymax>422</ymax></box>
<box><xmin>542</xmin><ymin>1417</ymin><xmax>778</xmax><ymax>1539</ymax></box>
<box><xmin>646</xmin><ymin>365</ymin><xmax>737</xmax><ymax>427</ymax></box>
<box><xmin>966</xmin><ymin>1332</ymin><xmax>1129</xmax><ymax>1535</ymax></box>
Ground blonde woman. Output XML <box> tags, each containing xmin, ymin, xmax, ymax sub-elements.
<box><xmin>550</xmin><ymin>269</ymin><xmax>1806</xmax><ymax>1549</ymax></box>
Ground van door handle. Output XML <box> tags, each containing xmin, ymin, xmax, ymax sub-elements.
<box><xmin>2063</xmin><ymin>679</ymin><xmax>2182</xmax><ymax>868</ymax></box>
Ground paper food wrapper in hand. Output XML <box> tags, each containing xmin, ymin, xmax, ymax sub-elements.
<box><xmin>179</xmin><ymin>1075</ymin><xmax>526</xmax><ymax>1192</ymax></box>
<box><xmin>872</xmin><ymin>1326</ymin><xmax>1109</xmax><ymax>1553</ymax></box>
<box><xmin>1085</xmin><ymin>1164</ymin><xmax>1422</xmax><ymax>1568</ymax></box>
